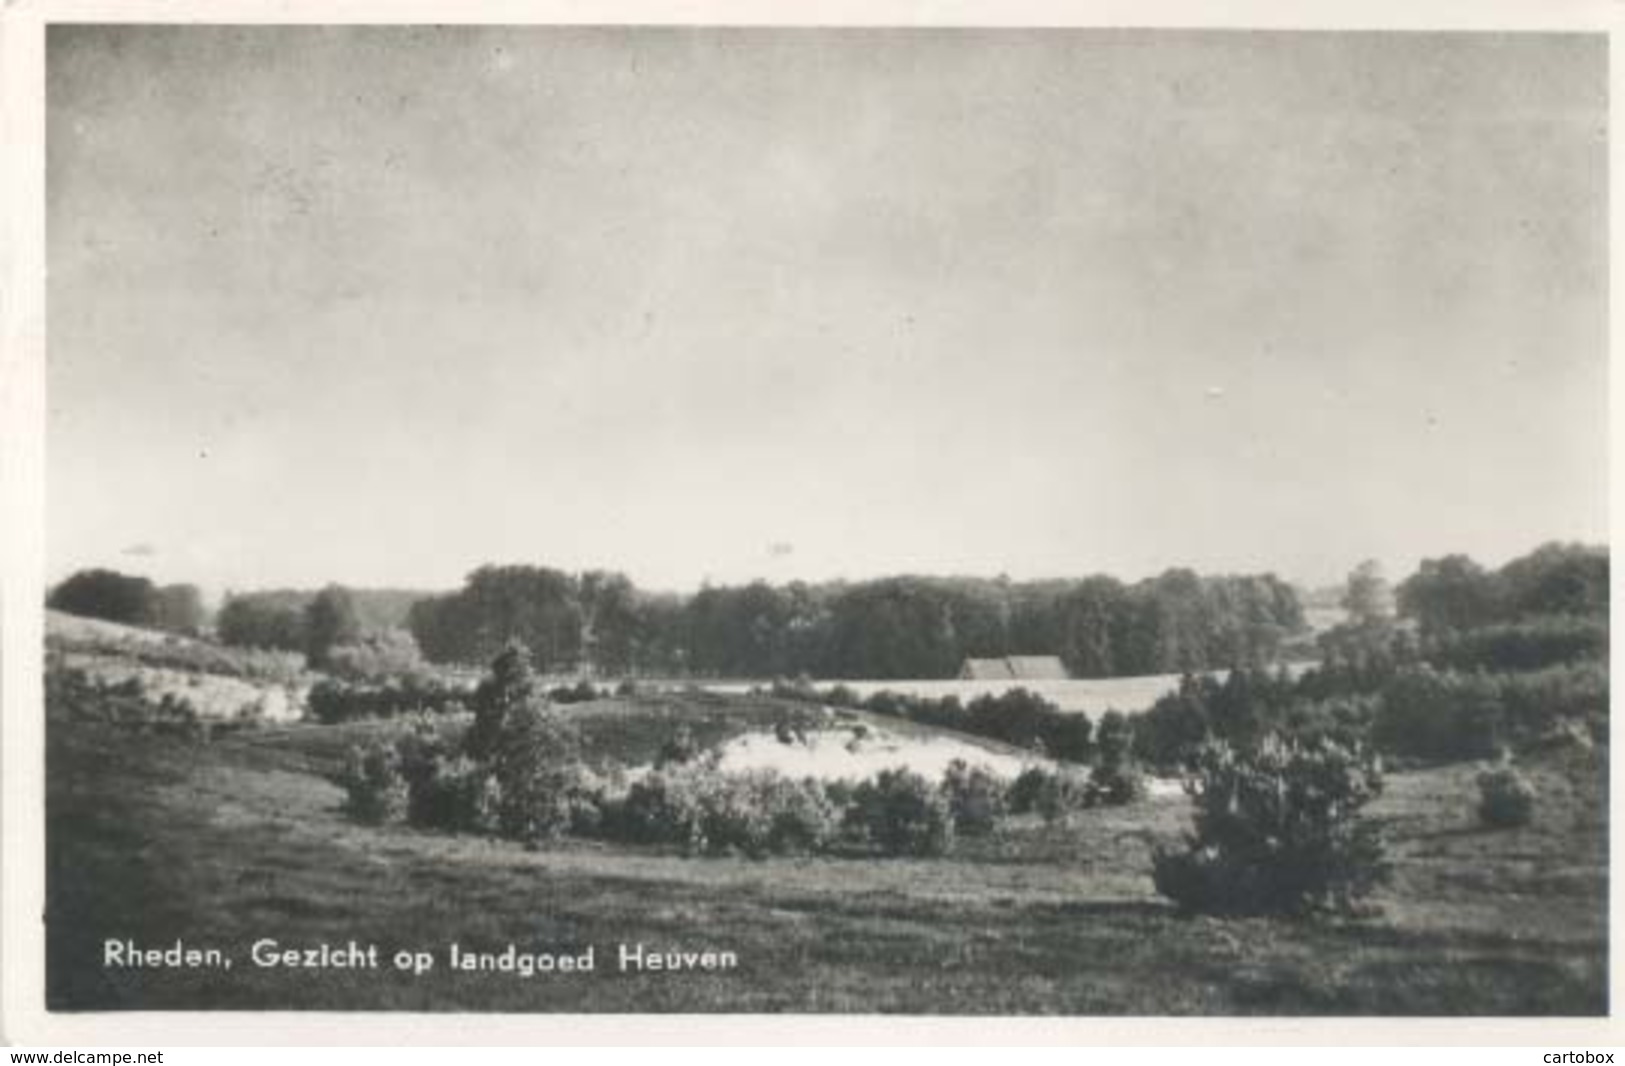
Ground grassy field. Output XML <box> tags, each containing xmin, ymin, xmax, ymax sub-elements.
<box><xmin>46</xmin><ymin>689</ymin><xmax>1608</xmax><ymax>1014</ymax></box>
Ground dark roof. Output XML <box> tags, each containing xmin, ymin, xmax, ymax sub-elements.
<box><xmin>1004</xmin><ymin>656</ymin><xmax>1069</xmax><ymax>680</ymax></box>
<box><xmin>960</xmin><ymin>655</ymin><xmax>1068</xmax><ymax>681</ymax></box>
<box><xmin>960</xmin><ymin>657</ymin><xmax>1014</xmax><ymax>680</ymax></box>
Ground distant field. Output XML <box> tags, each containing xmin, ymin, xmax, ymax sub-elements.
<box><xmin>702</xmin><ymin>663</ymin><xmax>1317</xmax><ymax>716</ymax></box>
<box><xmin>46</xmin><ymin>691</ymin><xmax>1606</xmax><ymax>1014</ymax></box>
<box><xmin>46</xmin><ymin>610</ymin><xmax>308</xmax><ymax>721</ymax></box>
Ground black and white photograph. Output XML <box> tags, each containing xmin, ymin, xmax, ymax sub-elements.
<box><xmin>6</xmin><ymin>5</ymin><xmax>1613</xmax><ymax>1031</ymax></box>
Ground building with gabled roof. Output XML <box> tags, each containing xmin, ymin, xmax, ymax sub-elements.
<box><xmin>958</xmin><ymin>655</ymin><xmax>1068</xmax><ymax>681</ymax></box>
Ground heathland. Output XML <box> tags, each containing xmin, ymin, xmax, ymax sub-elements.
<box><xmin>43</xmin><ymin>543</ymin><xmax>1609</xmax><ymax>1013</ymax></box>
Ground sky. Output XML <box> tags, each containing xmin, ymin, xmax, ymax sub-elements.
<box><xmin>46</xmin><ymin>27</ymin><xmax>1608</xmax><ymax>597</ymax></box>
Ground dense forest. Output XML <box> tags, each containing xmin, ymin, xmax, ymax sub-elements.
<box><xmin>49</xmin><ymin>542</ymin><xmax>1605</xmax><ymax>684</ymax></box>
<box><xmin>401</xmin><ymin>567</ymin><xmax>1307</xmax><ymax>679</ymax></box>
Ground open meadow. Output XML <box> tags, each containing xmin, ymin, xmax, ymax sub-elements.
<box><xmin>47</xmin><ymin>690</ymin><xmax>1607</xmax><ymax>1015</ymax></box>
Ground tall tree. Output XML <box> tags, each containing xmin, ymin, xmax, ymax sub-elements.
<box><xmin>578</xmin><ymin>570</ymin><xmax>640</xmax><ymax>676</ymax></box>
<box><xmin>1396</xmin><ymin>554</ymin><xmax>1500</xmax><ymax>635</ymax></box>
<box><xmin>304</xmin><ymin>585</ymin><xmax>363</xmax><ymax>669</ymax></box>
<box><xmin>149</xmin><ymin>583</ymin><xmax>206</xmax><ymax>634</ymax></box>
<box><xmin>1342</xmin><ymin>560</ymin><xmax>1395</xmax><ymax>628</ymax></box>
<box><xmin>218</xmin><ymin>595</ymin><xmax>307</xmax><ymax>650</ymax></box>
<box><xmin>1498</xmin><ymin>542</ymin><xmax>1608</xmax><ymax>619</ymax></box>
<box><xmin>465</xmin><ymin>641</ymin><xmax>538</xmax><ymax>761</ymax></box>
<box><xmin>47</xmin><ymin>569</ymin><xmax>157</xmax><ymax>626</ymax></box>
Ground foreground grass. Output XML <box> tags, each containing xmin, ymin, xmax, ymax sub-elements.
<box><xmin>47</xmin><ymin>712</ymin><xmax>1606</xmax><ymax>1014</ymax></box>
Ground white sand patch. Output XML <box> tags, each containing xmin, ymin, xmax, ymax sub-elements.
<box><xmin>59</xmin><ymin>652</ymin><xmax>302</xmax><ymax>722</ymax></box>
<box><xmin>710</xmin><ymin>725</ymin><xmax>1044</xmax><ymax>783</ymax></box>
<box><xmin>700</xmin><ymin>664</ymin><xmax>1316</xmax><ymax>716</ymax></box>
<box><xmin>1143</xmin><ymin>776</ymin><xmax>1187</xmax><ymax>799</ymax></box>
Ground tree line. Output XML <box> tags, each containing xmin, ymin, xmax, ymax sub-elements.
<box><xmin>46</xmin><ymin>569</ymin><xmax>205</xmax><ymax>635</ymax></box>
<box><xmin>401</xmin><ymin>566</ymin><xmax>1307</xmax><ymax>679</ymax></box>
<box><xmin>1133</xmin><ymin>542</ymin><xmax>1609</xmax><ymax>768</ymax></box>
<box><xmin>53</xmin><ymin>541</ymin><xmax>1602</xmax><ymax>684</ymax></box>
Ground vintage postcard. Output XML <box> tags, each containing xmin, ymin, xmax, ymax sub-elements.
<box><xmin>1</xmin><ymin>0</ymin><xmax>1618</xmax><ymax>1046</ymax></box>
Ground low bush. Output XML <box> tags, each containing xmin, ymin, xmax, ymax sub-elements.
<box><xmin>609</xmin><ymin>768</ymin><xmax>838</xmax><ymax>857</ymax></box>
<box><xmin>701</xmin><ymin>771</ymin><xmax>839</xmax><ymax>857</ymax></box>
<box><xmin>1006</xmin><ymin>765</ymin><xmax>1046</xmax><ymax>814</ymax></box>
<box><xmin>1005</xmin><ymin>764</ymin><xmax>1091</xmax><ymax>822</ymax></box>
<box><xmin>940</xmin><ymin>759</ymin><xmax>1008</xmax><ymax>835</ymax></box>
<box><xmin>1372</xmin><ymin>662</ymin><xmax>1608</xmax><ymax>763</ymax></box>
<box><xmin>754</xmin><ymin>774</ymin><xmax>841</xmax><ymax>854</ymax></box>
<box><xmin>1152</xmin><ymin>734</ymin><xmax>1388</xmax><ymax>916</ymax></box>
<box><xmin>615</xmin><ymin>770</ymin><xmax>708</xmax><ymax>850</ymax></box>
<box><xmin>306</xmin><ymin>677</ymin><xmax>469</xmax><ymax>725</ymax></box>
<box><xmin>1087</xmin><ymin>709</ymin><xmax>1146</xmax><ymax>806</ymax></box>
<box><xmin>1086</xmin><ymin>760</ymin><xmax>1146</xmax><ymax>807</ymax></box>
<box><xmin>44</xmin><ymin>664</ymin><xmax>207</xmax><ymax>737</ymax></box>
<box><xmin>655</xmin><ymin>725</ymin><xmax>702</xmax><ymax>769</ymax></box>
<box><xmin>1477</xmin><ymin>766</ymin><xmax>1536</xmax><ymax>829</ymax></box>
<box><xmin>396</xmin><ymin>721</ymin><xmax>501</xmax><ymax>833</ymax></box>
<box><xmin>338</xmin><ymin>741</ymin><xmax>408</xmax><ymax>825</ymax></box>
<box><xmin>490</xmin><ymin>701</ymin><xmax>592</xmax><ymax>846</ymax></box>
<box><xmin>324</xmin><ymin>631</ymin><xmax>431</xmax><ymax>684</ymax></box>
<box><xmin>548</xmin><ymin>680</ymin><xmax>604</xmax><ymax>705</ymax></box>
<box><xmin>773</xmin><ymin>682</ymin><xmax>1093</xmax><ymax>765</ymax></box>
<box><xmin>849</xmin><ymin>768</ymin><xmax>954</xmax><ymax>856</ymax></box>
<box><xmin>1034</xmin><ymin>767</ymin><xmax>1091</xmax><ymax>823</ymax></box>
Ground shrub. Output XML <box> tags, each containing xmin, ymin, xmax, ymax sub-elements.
<box><xmin>1034</xmin><ymin>767</ymin><xmax>1091</xmax><ymax>823</ymax></box>
<box><xmin>465</xmin><ymin>644</ymin><xmax>537</xmax><ymax>760</ymax></box>
<box><xmin>701</xmin><ymin>771</ymin><xmax>838</xmax><ymax>857</ymax></box>
<box><xmin>324</xmin><ymin>630</ymin><xmax>430</xmax><ymax>684</ymax></box>
<box><xmin>616</xmin><ymin>770</ymin><xmax>708</xmax><ymax>851</ymax></box>
<box><xmin>940</xmin><ymin>759</ymin><xmax>1008</xmax><ymax>835</ymax></box>
<box><xmin>1087</xmin><ymin>710</ymin><xmax>1146</xmax><ymax>806</ymax></box>
<box><xmin>1281</xmin><ymin>694</ymin><xmax>1380</xmax><ymax>749</ymax></box>
<box><xmin>490</xmin><ymin>700</ymin><xmax>590</xmax><ymax>846</ymax></box>
<box><xmin>1134</xmin><ymin>669</ymin><xmax>1309</xmax><ymax>769</ymax></box>
<box><xmin>1495</xmin><ymin>662</ymin><xmax>1609</xmax><ymax>746</ymax></box>
<box><xmin>1424</xmin><ymin>617</ymin><xmax>1607</xmax><ymax>672</ymax></box>
<box><xmin>769</xmin><ymin>676</ymin><xmax>818</xmax><ymax>702</ymax></box>
<box><xmin>824</xmin><ymin>683</ymin><xmax>861</xmax><ymax>708</ymax></box>
<box><xmin>1152</xmin><ymin>734</ymin><xmax>1388</xmax><ymax>916</ymax></box>
<box><xmin>338</xmin><ymin>741</ymin><xmax>408</xmax><ymax>825</ymax></box>
<box><xmin>305</xmin><ymin>677</ymin><xmax>467</xmax><ymax>724</ymax></box>
<box><xmin>1372</xmin><ymin>666</ymin><xmax>1501</xmax><ymax>763</ymax></box>
<box><xmin>753</xmin><ymin>774</ymin><xmax>840</xmax><ymax>854</ymax></box>
<box><xmin>849</xmin><ymin>768</ymin><xmax>954</xmax><ymax>856</ymax></box>
<box><xmin>964</xmin><ymin>688</ymin><xmax>1092</xmax><ymax>761</ymax></box>
<box><xmin>655</xmin><ymin>725</ymin><xmax>702</xmax><ymax>769</ymax></box>
<box><xmin>1086</xmin><ymin>760</ymin><xmax>1146</xmax><ymax>807</ymax></box>
<box><xmin>1005</xmin><ymin>764</ymin><xmax>1089</xmax><ymax>822</ymax></box>
<box><xmin>397</xmin><ymin>721</ymin><xmax>502</xmax><ymax>833</ymax></box>
<box><xmin>608</xmin><ymin>769</ymin><xmax>838</xmax><ymax>857</ymax></box>
<box><xmin>778</xmin><ymin>683</ymin><xmax>1091</xmax><ymax>767</ymax></box>
<box><xmin>1006</xmin><ymin>765</ymin><xmax>1051</xmax><ymax>814</ymax></box>
<box><xmin>1373</xmin><ymin>662</ymin><xmax>1608</xmax><ymax>762</ymax></box>
<box><xmin>822</xmin><ymin>778</ymin><xmax>858</xmax><ymax>812</ymax></box>
<box><xmin>549</xmin><ymin>680</ymin><xmax>603</xmax><ymax>704</ymax></box>
<box><xmin>1477</xmin><ymin>766</ymin><xmax>1536</xmax><ymax>829</ymax></box>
